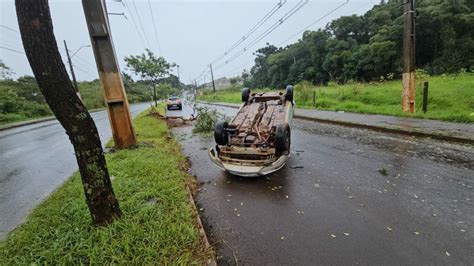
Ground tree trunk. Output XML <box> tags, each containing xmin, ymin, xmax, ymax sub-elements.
<box><xmin>15</xmin><ymin>0</ymin><xmax>121</xmax><ymax>225</ymax></box>
<box><xmin>153</xmin><ymin>82</ymin><xmax>157</xmax><ymax>106</ymax></box>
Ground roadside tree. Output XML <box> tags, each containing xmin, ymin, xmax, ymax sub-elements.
<box><xmin>15</xmin><ymin>0</ymin><xmax>122</xmax><ymax>225</ymax></box>
<box><xmin>125</xmin><ymin>49</ymin><xmax>174</xmax><ymax>106</ymax></box>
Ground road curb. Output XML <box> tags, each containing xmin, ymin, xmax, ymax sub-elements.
<box><xmin>185</xmin><ymin>186</ymin><xmax>217</xmax><ymax>266</ymax></box>
<box><xmin>0</xmin><ymin>108</ymin><xmax>106</xmax><ymax>132</ymax></box>
<box><xmin>198</xmin><ymin>101</ymin><xmax>473</xmax><ymax>145</ymax></box>
<box><xmin>0</xmin><ymin>116</ymin><xmax>57</xmax><ymax>131</ymax></box>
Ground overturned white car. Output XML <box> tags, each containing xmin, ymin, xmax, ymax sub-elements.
<box><xmin>208</xmin><ymin>85</ymin><xmax>294</xmax><ymax>177</ymax></box>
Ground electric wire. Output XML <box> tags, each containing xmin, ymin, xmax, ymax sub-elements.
<box><xmin>215</xmin><ymin>0</ymin><xmax>355</xmax><ymax>79</ymax></box>
<box><xmin>0</xmin><ymin>45</ymin><xmax>24</xmax><ymax>55</ymax></box>
<box><xmin>0</xmin><ymin>24</ymin><xmax>19</xmax><ymax>33</ymax></box>
<box><xmin>209</xmin><ymin>0</ymin><xmax>287</xmax><ymax>65</ymax></box>
<box><xmin>277</xmin><ymin>0</ymin><xmax>350</xmax><ymax>46</ymax></box>
<box><xmin>212</xmin><ymin>0</ymin><xmax>309</xmax><ymax>71</ymax></box>
<box><xmin>148</xmin><ymin>0</ymin><xmax>162</xmax><ymax>54</ymax></box>
<box><xmin>194</xmin><ymin>0</ymin><xmax>307</xmax><ymax>81</ymax></box>
<box><xmin>122</xmin><ymin>0</ymin><xmax>148</xmax><ymax>49</ymax></box>
<box><xmin>130</xmin><ymin>0</ymin><xmax>151</xmax><ymax>48</ymax></box>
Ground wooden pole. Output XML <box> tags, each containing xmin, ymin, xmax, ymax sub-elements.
<box><xmin>402</xmin><ymin>0</ymin><xmax>416</xmax><ymax>113</ymax></box>
<box><xmin>82</xmin><ymin>0</ymin><xmax>136</xmax><ymax>148</ymax></box>
<box><xmin>422</xmin><ymin>81</ymin><xmax>429</xmax><ymax>113</ymax></box>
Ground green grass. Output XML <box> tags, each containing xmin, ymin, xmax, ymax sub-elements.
<box><xmin>198</xmin><ymin>73</ymin><xmax>474</xmax><ymax>123</ymax></box>
<box><xmin>0</xmin><ymin>110</ymin><xmax>210</xmax><ymax>264</ymax></box>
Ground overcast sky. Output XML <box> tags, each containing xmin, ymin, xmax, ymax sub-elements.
<box><xmin>0</xmin><ymin>0</ymin><xmax>375</xmax><ymax>85</ymax></box>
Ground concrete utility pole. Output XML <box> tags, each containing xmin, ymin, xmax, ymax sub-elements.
<box><xmin>82</xmin><ymin>0</ymin><xmax>136</xmax><ymax>148</ymax></box>
<box><xmin>402</xmin><ymin>0</ymin><xmax>416</xmax><ymax>113</ymax></box>
<box><xmin>210</xmin><ymin>64</ymin><xmax>216</xmax><ymax>93</ymax></box>
<box><xmin>63</xmin><ymin>40</ymin><xmax>79</xmax><ymax>95</ymax></box>
<box><xmin>176</xmin><ymin>65</ymin><xmax>180</xmax><ymax>81</ymax></box>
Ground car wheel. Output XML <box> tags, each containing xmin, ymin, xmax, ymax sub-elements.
<box><xmin>285</xmin><ymin>85</ymin><xmax>294</xmax><ymax>102</ymax></box>
<box><xmin>214</xmin><ymin>121</ymin><xmax>229</xmax><ymax>145</ymax></box>
<box><xmin>275</xmin><ymin>123</ymin><xmax>290</xmax><ymax>153</ymax></box>
<box><xmin>242</xmin><ymin>87</ymin><xmax>251</xmax><ymax>103</ymax></box>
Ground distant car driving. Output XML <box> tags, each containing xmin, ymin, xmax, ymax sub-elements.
<box><xmin>166</xmin><ymin>96</ymin><xmax>182</xmax><ymax>110</ymax></box>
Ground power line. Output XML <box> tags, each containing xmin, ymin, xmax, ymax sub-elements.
<box><xmin>73</xmin><ymin>63</ymin><xmax>98</xmax><ymax>79</ymax></box>
<box><xmin>122</xmin><ymin>0</ymin><xmax>147</xmax><ymax>50</ymax></box>
<box><xmin>0</xmin><ymin>24</ymin><xmax>19</xmax><ymax>33</ymax></box>
<box><xmin>212</xmin><ymin>0</ymin><xmax>309</xmax><ymax>71</ymax></box>
<box><xmin>194</xmin><ymin>0</ymin><xmax>292</xmax><ymax>81</ymax></box>
<box><xmin>0</xmin><ymin>45</ymin><xmax>24</xmax><ymax>55</ymax></box>
<box><xmin>148</xmin><ymin>0</ymin><xmax>162</xmax><ymax>54</ymax></box>
<box><xmin>277</xmin><ymin>0</ymin><xmax>350</xmax><ymax>46</ymax></box>
<box><xmin>130</xmin><ymin>0</ymin><xmax>151</xmax><ymax>48</ymax></box>
<box><xmin>209</xmin><ymin>0</ymin><xmax>287</xmax><ymax>65</ymax></box>
<box><xmin>214</xmin><ymin>0</ymin><xmax>354</xmax><ymax>79</ymax></box>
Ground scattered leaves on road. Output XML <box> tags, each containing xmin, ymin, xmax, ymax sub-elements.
<box><xmin>378</xmin><ymin>168</ymin><xmax>388</xmax><ymax>176</ymax></box>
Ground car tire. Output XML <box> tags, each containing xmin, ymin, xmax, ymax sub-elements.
<box><xmin>275</xmin><ymin>123</ymin><xmax>290</xmax><ymax>153</ymax></box>
<box><xmin>214</xmin><ymin>121</ymin><xmax>229</xmax><ymax>145</ymax></box>
<box><xmin>242</xmin><ymin>87</ymin><xmax>251</xmax><ymax>103</ymax></box>
<box><xmin>285</xmin><ymin>85</ymin><xmax>294</xmax><ymax>102</ymax></box>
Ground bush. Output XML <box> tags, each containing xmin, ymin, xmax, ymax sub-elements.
<box><xmin>192</xmin><ymin>106</ymin><xmax>218</xmax><ymax>134</ymax></box>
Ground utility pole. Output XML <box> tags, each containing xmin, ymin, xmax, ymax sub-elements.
<box><xmin>210</xmin><ymin>64</ymin><xmax>216</xmax><ymax>92</ymax></box>
<box><xmin>194</xmin><ymin>79</ymin><xmax>198</xmax><ymax>99</ymax></box>
<box><xmin>402</xmin><ymin>0</ymin><xmax>416</xmax><ymax>113</ymax></box>
<box><xmin>63</xmin><ymin>40</ymin><xmax>79</xmax><ymax>97</ymax></box>
<box><xmin>176</xmin><ymin>65</ymin><xmax>180</xmax><ymax>81</ymax></box>
<box><xmin>82</xmin><ymin>0</ymin><xmax>136</xmax><ymax>148</ymax></box>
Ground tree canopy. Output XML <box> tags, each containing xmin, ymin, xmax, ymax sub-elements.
<box><xmin>124</xmin><ymin>49</ymin><xmax>175</xmax><ymax>84</ymax></box>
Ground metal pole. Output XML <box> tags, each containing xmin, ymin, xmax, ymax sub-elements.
<box><xmin>402</xmin><ymin>0</ymin><xmax>416</xmax><ymax>113</ymax></box>
<box><xmin>210</xmin><ymin>64</ymin><xmax>216</xmax><ymax>93</ymax></box>
<box><xmin>82</xmin><ymin>0</ymin><xmax>136</xmax><ymax>148</ymax></box>
<box><xmin>63</xmin><ymin>40</ymin><xmax>79</xmax><ymax>94</ymax></box>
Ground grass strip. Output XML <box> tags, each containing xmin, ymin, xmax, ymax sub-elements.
<box><xmin>198</xmin><ymin>73</ymin><xmax>474</xmax><ymax>123</ymax></box>
<box><xmin>0</xmin><ymin>110</ymin><xmax>209</xmax><ymax>264</ymax></box>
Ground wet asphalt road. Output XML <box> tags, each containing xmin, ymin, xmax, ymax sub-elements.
<box><xmin>173</xmin><ymin>104</ymin><xmax>474</xmax><ymax>265</ymax></box>
<box><xmin>0</xmin><ymin>102</ymin><xmax>150</xmax><ymax>239</ymax></box>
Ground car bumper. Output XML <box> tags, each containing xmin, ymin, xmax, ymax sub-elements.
<box><xmin>208</xmin><ymin>147</ymin><xmax>289</xmax><ymax>177</ymax></box>
<box><xmin>167</xmin><ymin>104</ymin><xmax>182</xmax><ymax>110</ymax></box>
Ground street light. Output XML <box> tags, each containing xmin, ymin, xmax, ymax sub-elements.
<box><xmin>71</xmin><ymin>45</ymin><xmax>91</xmax><ymax>58</ymax></box>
